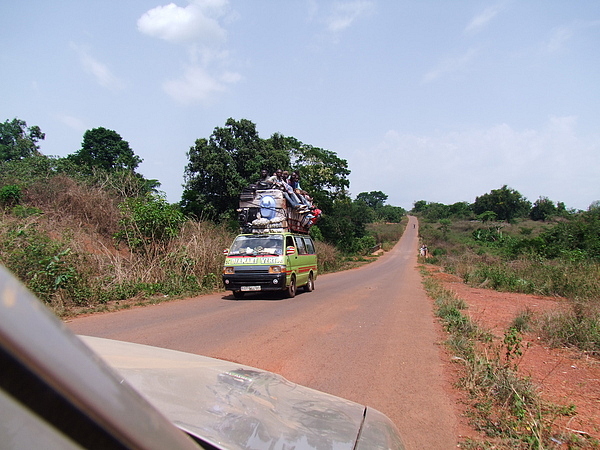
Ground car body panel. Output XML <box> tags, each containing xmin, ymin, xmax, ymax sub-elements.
<box><xmin>82</xmin><ymin>336</ymin><xmax>400</xmax><ymax>449</ymax></box>
<box><xmin>0</xmin><ymin>266</ymin><xmax>199</xmax><ymax>449</ymax></box>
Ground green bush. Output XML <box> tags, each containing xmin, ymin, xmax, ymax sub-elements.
<box><xmin>11</xmin><ymin>204</ymin><xmax>42</xmax><ymax>218</ymax></box>
<box><xmin>0</xmin><ymin>184</ymin><xmax>22</xmax><ymax>207</ymax></box>
<box><xmin>116</xmin><ymin>194</ymin><xmax>186</xmax><ymax>250</ymax></box>
<box><xmin>0</xmin><ymin>225</ymin><xmax>89</xmax><ymax>306</ymax></box>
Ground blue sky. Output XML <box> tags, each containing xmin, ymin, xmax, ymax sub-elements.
<box><xmin>2</xmin><ymin>1</ymin><xmax>599</xmax><ymax>211</ymax></box>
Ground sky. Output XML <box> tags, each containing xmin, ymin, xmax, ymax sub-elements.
<box><xmin>2</xmin><ymin>1</ymin><xmax>599</xmax><ymax>211</ymax></box>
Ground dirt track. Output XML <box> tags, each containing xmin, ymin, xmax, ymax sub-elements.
<box><xmin>67</xmin><ymin>216</ymin><xmax>458</xmax><ymax>449</ymax></box>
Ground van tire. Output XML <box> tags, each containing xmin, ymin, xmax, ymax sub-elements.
<box><xmin>304</xmin><ymin>273</ymin><xmax>314</xmax><ymax>292</ymax></box>
<box><xmin>233</xmin><ymin>291</ymin><xmax>244</xmax><ymax>300</ymax></box>
<box><xmin>286</xmin><ymin>276</ymin><xmax>296</xmax><ymax>298</ymax></box>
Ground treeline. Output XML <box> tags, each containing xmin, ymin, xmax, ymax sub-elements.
<box><xmin>1</xmin><ymin>117</ymin><xmax>405</xmax><ymax>250</ymax></box>
<box><xmin>414</xmin><ymin>184</ymin><xmax>600</xmax><ymax>262</ymax></box>
<box><xmin>0</xmin><ymin>117</ymin><xmax>404</xmax><ymax>311</ymax></box>
<box><xmin>414</xmin><ymin>184</ymin><xmax>573</xmax><ymax>223</ymax></box>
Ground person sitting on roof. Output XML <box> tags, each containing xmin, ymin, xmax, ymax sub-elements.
<box><xmin>289</xmin><ymin>171</ymin><xmax>313</xmax><ymax>208</ymax></box>
<box><xmin>271</xmin><ymin>169</ymin><xmax>309</xmax><ymax>213</ymax></box>
<box><xmin>257</xmin><ymin>169</ymin><xmax>273</xmax><ymax>189</ymax></box>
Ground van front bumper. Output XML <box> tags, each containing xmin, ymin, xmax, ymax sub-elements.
<box><xmin>222</xmin><ymin>273</ymin><xmax>287</xmax><ymax>292</ymax></box>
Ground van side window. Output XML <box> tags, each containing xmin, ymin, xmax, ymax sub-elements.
<box><xmin>295</xmin><ymin>237</ymin><xmax>307</xmax><ymax>255</ymax></box>
<box><xmin>286</xmin><ymin>236</ymin><xmax>295</xmax><ymax>250</ymax></box>
<box><xmin>303</xmin><ymin>237</ymin><xmax>315</xmax><ymax>254</ymax></box>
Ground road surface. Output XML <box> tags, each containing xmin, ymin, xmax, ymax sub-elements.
<box><xmin>67</xmin><ymin>216</ymin><xmax>458</xmax><ymax>449</ymax></box>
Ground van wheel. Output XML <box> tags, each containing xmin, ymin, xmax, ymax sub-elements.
<box><xmin>286</xmin><ymin>276</ymin><xmax>296</xmax><ymax>298</ymax></box>
<box><xmin>304</xmin><ymin>273</ymin><xmax>314</xmax><ymax>292</ymax></box>
<box><xmin>233</xmin><ymin>291</ymin><xmax>244</xmax><ymax>300</ymax></box>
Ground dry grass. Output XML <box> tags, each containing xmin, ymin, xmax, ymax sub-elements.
<box><xmin>0</xmin><ymin>175</ymin><xmax>237</xmax><ymax>314</ymax></box>
<box><xmin>25</xmin><ymin>174</ymin><xmax>121</xmax><ymax>237</ymax></box>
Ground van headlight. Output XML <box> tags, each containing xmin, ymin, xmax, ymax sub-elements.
<box><xmin>223</xmin><ymin>267</ymin><xmax>235</xmax><ymax>274</ymax></box>
<box><xmin>269</xmin><ymin>265</ymin><xmax>285</xmax><ymax>274</ymax></box>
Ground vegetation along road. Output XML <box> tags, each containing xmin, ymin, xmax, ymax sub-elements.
<box><xmin>66</xmin><ymin>216</ymin><xmax>457</xmax><ymax>449</ymax></box>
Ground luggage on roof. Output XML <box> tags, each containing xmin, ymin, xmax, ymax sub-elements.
<box><xmin>237</xmin><ymin>187</ymin><xmax>318</xmax><ymax>234</ymax></box>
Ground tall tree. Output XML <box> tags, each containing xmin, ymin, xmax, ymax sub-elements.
<box><xmin>69</xmin><ymin>127</ymin><xmax>142</xmax><ymax>173</ymax></box>
<box><xmin>472</xmin><ymin>185</ymin><xmax>531</xmax><ymax>221</ymax></box>
<box><xmin>181</xmin><ymin>118</ymin><xmax>290</xmax><ymax>220</ymax></box>
<box><xmin>355</xmin><ymin>191</ymin><xmax>388</xmax><ymax>210</ymax></box>
<box><xmin>530</xmin><ymin>197</ymin><xmax>557</xmax><ymax>221</ymax></box>
<box><xmin>181</xmin><ymin>118</ymin><xmax>351</xmax><ymax>221</ymax></box>
<box><xmin>287</xmin><ymin>138</ymin><xmax>350</xmax><ymax>210</ymax></box>
<box><xmin>0</xmin><ymin>118</ymin><xmax>45</xmax><ymax>162</ymax></box>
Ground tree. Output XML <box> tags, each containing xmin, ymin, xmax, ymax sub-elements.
<box><xmin>530</xmin><ymin>197</ymin><xmax>557</xmax><ymax>221</ymax></box>
<box><xmin>448</xmin><ymin>202</ymin><xmax>472</xmax><ymax>219</ymax></box>
<box><xmin>377</xmin><ymin>204</ymin><xmax>405</xmax><ymax>222</ymax></box>
<box><xmin>181</xmin><ymin>118</ymin><xmax>351</xmax><ymax>221</ymax></box>
<box><xmin>472</xmin><ymin>185</ymin><xmax>531</xmax><ymax>222</ymax></box>
<box><xmin>354</xmin><ymin>191</ymin><xmax>405</xmax><ymax>223</ymax></box>
<box><xmin>356</xmin><ymin>191</ymin><xmax>388</xmax><ymax>210</ymax></box>
<box><xmin>181</xmin><ymin>118</ymin><xmax>291</xmax><ymax>220</ymax></box>
<box><xmin>422</xmin><ymin>202</ymin><xmax>451</xmax><ymax>221</ymax></box>
<box><xmin>69</xmin><ymin>127</ymin><xmax>142</xmax><ymax>173</ymax></box>
<box><xmin>288</xmin><ymin>139</ymin><xmax>350</xmax><ymax>211</ymax></box>
<box><xmin>412</xmin><ymin>200</ymin><xmax>428</xmax><ymax>213</ymax></box>
<box><xmin>0</xmin><ymin>118</ymin><xmax>45</xmax><ymax>162</ymax></box>
<box><xmin>477</xmin><ymin>211</ymin><xmax>497</xmax><ymax>223</ymax></box>
<box><xmin>318</xmin><ymin>197</ymin><xmax>373</xmax><ymax>252</ymax></box>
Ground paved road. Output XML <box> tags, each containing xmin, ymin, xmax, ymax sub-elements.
<box><xmin>67</xmin><ymin>216</ymin><xmax>458</xmax><ymax>449</ymax></box>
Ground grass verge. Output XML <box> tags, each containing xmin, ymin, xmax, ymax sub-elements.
<box><xmin>421</xmin><ymin>268</ymin><xmax>598</xmax><ymax>449</ymax></box>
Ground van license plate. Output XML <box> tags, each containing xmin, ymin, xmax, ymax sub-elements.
<box><xmin>241</xmin><ymin>286</ymin><xmax>261</xmax><ymax>291</ymax></box>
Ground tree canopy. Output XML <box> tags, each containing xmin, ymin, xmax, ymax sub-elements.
<box><xmin>180</xmin><ymin>118</ymin><xmax>351</xmax><ymax>220</ymax></box>
<box><xmin>0</xmin><ymin>118</ymin><xmax>45</xmax><ymax>162</ymax></box>
<box><xmin>287</xmin><ymin>138</ymin><xmax>350</xmax><ymax>211</ymax></box>
<box><xmin>356</xmin><ymin>191</ymin><xmax>388</xmax><ymax>210</ymax></box>
<box><xmin>181</xmin><ymin>118</ymin><xmax>291</xmax><ymax>220</ymax></box>
<box><xmin>68</xmin><ymin>127</ymin><xmax>142</xmax><ymax>173</ymax></box>
<box><xmin>529</xmin><ymin>196</ymin><xmax>558</xmax><ymax>221</ymax></box>
<box><xmin>472</xmin><ymin>185</ymin><xmax>531</xmax><ymax>222</ymax></box>
<box><xmin>355</xmin><ymin>191</ymin><xmax>404</xmax><ymax>223</ymax></box>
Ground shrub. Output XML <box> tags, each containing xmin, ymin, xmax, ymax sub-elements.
<box><xmin>116</xmin><ymin>194</ymin><xmax>186</xmax><ymax>251</ymax></box>
<box><xmin>315</xmin><ymin>240</ymin><xmax>343</xmax><ymax>273</ymax></box>
<box><xmin>0</xmin><ymin>223</ymin><xmax>90</xmax><ymax>307</ymax></box>
<box><xmin>538</xmin><ymin>303</ymin><xmax>600</xmax><ymax>354</ymax></box>
<box><xmin>0</xmin><ymin>184</ymin><xmax>22</xmax><ymax>207</ymax></box>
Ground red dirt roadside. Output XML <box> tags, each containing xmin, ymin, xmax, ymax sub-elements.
<box><xmin>427</xmin><ymin>266</ymin><xmax>600</xmax><ymax>443</ymax></box>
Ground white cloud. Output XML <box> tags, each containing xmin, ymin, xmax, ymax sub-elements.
<box><xmin>163</xmin><ymin>65</ymin><xmax>240</xmax><ymax>105</ymax></box>
<box><xmin>138</xmin><ymin>1</ymin><xmax>237</xmax><ymax>105</ymax></box>
<box><xmin>544</xmin><ymin>20</ymin><xmax>600</xmax><ymax>54</ymax></box>
<box><xmin>422</xmin><ymin>48</ymin><xmax>478</xmax><ymax>83</ymax></box>
<box><xmin>70</xmin><ymin>43</ymin><xmax>124</xmax><ymax>90</ymax></box>
<box><xmin>57</xmin><ymin>114</ymin><xmax>86</xmax><ymax>131</ymax></box>
<box><xmin>464</xmin><ymin>3</ymin><xmax>505</xmax><ymax>34</ymax></box>
<box><xmin>137</xmin><ymin>0</ymin><xmax>228</xmax><ymax>45</ymax></box>
<box><xmin>348</xmin><ymin>117</ymin><xmax>600</xmax><ymax>210</ymax></box>
<box><xmin>545</xmin><ymin>25</ymin><xmax>573</xmax><ymax>54</ymax></box>
<box><xmin>326</xmin><ymin>1</ymin><xmax>374</xmax><ymax>33</ymax></box>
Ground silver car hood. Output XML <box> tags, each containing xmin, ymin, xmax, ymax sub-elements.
<box><xmin>81</xmin><ymin>336</ymin><xmax>403</xmax><ymax>450</ymax></box>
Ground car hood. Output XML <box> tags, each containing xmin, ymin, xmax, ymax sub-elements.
<box><xmin>81</xmin><ymin>336</ymin><xmax>403</xmax><ymax>450</ymax></box>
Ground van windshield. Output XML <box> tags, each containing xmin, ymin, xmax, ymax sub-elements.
<box><xmin>229</xmin><ymin>235</ymin><xmax>284</xmax><ymax>256</ymax></box>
